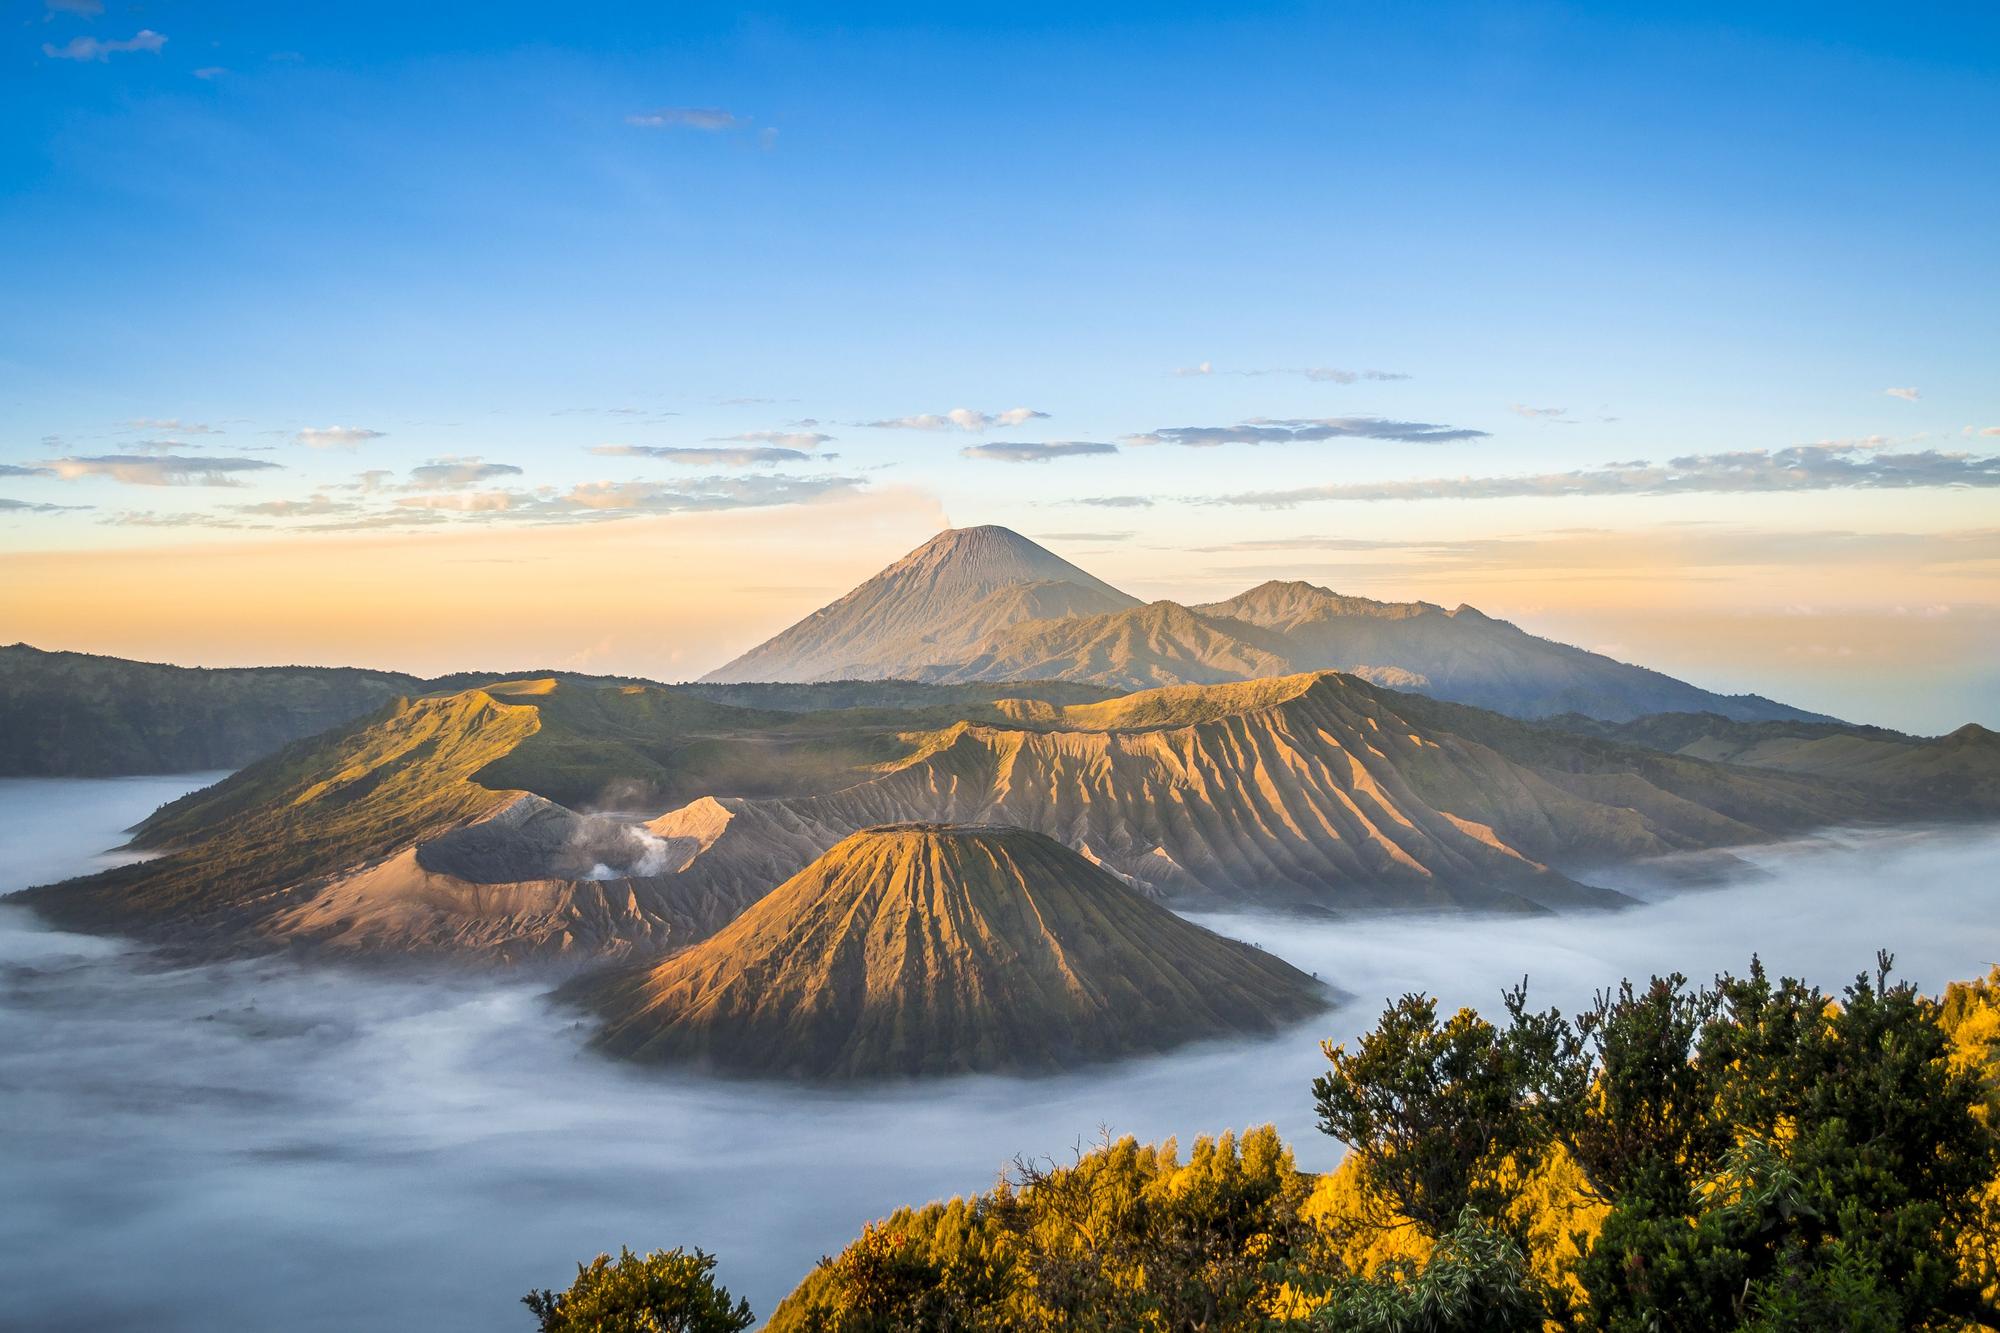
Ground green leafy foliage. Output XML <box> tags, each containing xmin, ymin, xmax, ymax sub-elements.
<box><xmin>1304</xmin><ymin>1208</ymin><xmax>1548</xmax><ymax>1333</ymax></box>
<box><xmin>522</xmin><ymin>1246</ymin><xmax>752</xmax><ymax>1333</ymax></box>
<box><xmin>768</xmin><ymin>1127</ymin><xmax>1311</xmax><ymax>1332</ymax></box>
<box><xmin>1314</xmin><ymin>953</ymin><xmax>2000</xmax><ymax>1331</ymax></box>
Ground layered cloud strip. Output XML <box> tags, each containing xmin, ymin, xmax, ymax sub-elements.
<box><xmin>1212</xmin><ymin>444</ymin><xmax>2000</xmax><ymax>507</ymax></box>
<box><xmin>961</xmin><ymin>441</ymin><xmax>1118</xmax><ymax>463</ymax></box>
<box><xmin>863</xmin><ymin>408</ymin><xmax>1048</xmax><ymax>433</ymax></box>
<box><xmin>594</xmin><ymin>445</ymin><xmax>813</xmax><ymax>466</ymax></box>
<box><xmin>626</xmin><ymin>107</ymin><xmax>740</xmax><ymax>130</ymax></box>
<box><xmin>45</xmin><ymin>455</ymin><xmax>282</xmax><ymax>486</ymax></box>
<box><xmin>1171</xmin><ymin>363</ymin><xmax>1411</xmax><ymax>383</ymax></box>
<box><xmin>43</xmin><ymin>29</ymin><xmax>165</xmax><ymax>61</ymax></box>
<box><xmin>296</xmin><ymin>426</ymin><xmax>387</xmax><ymax>449</ymax></box>
<box><xmin>96</xmin><ymin>472</ymin><xmax>868</xmax><ymax>532</ymax></box>
<box><xmin>1130</xmin><ymin>416</ymin><xmax>1490</xmax><ymax>447</ymax></box>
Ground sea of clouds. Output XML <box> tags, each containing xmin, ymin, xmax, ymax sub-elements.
<box><xmin>2</xmin><ymin>774</ymin><xmax>1995</xmax><ymax>1329</ymax></box>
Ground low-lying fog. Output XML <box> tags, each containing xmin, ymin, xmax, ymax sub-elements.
<box><xmin>4</xmin><ymin>775</ymin><xmax>1997</xmax><ymax>1331</ymax></box>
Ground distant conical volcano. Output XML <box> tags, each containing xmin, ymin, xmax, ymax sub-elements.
<box><xmin>702</xmin><ymin>526</ymin><xmax>1829</xmax><ymax>724</ymax></box>
<box><xmin>700</xmin><ymin>526</ymin><xmax>1140</xmax><ymax>683</ymax></box>
<box><xmin>567</xmin><ymin>823</ymin><xmax>1331</xmax><ymax>1079</ymax></box>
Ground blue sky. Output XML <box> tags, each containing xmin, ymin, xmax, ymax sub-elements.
<box><xmin>2</xmin><ymin>2</ymin><xmax>1996</xmax><ymax>727</ymax></box>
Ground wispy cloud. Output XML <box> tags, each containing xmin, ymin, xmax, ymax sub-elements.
<box><xmin>557</xmin><ymin>474</ymin><xmax>861</xmax><ymax>515</ymax></box>
<box><xmin>127</xmin><ymin>418</ymin><xmax>220</xmax><ymax>435</ymax></box>
<box><xmin>405</xmin><ymin>458</ymin><xmax>524</xmax><ymax>489</ymax></box>
<box><xmin>232</xmin><ymin>495</ymin><xmax>361</xmax><ymax>518</ymax></box>
<box><xmin>45</xmin><ymin>455</ymin><xmax>282</xmax><ymax>487</ymax></box>
<box><xmin>43</xmin><ymin>29</ymin><xmax>164</xmax><ymax>60</ymax></box>
<box><xmin>127</xmin><ymin>438</ymin><xmax>211</xmax><ymax>454</ymax></box>
<box><xmin>0</xmin><ymin>497</ymin><xmax>90</xmax><ymax>514</ymax></box>
<box><xmin>296</xmin><ymin>425</ymin><xmax>386</xmax><ymax>449</ymax></box>
<box><xmin>960</xmin><ymin>441</ymin><xmax>1119</xmax><ymax>463</ymax></box>
<box><xmin>395</xmin><ymin>491</ymin><xmax>520</xmax><ymax>513</ymax></box>
<box><xmin>1034</xmin><ymin>530</ymin><xmax>1133</xmax><ymax>542</ymax></box>
<box><xmin>1509</xmin><ymin>404</ymin><xmax>1568</xmax><ymax>420</ymax></box>
<box><xmin>862</xmin><ymin>407</ymin><xmax>1049</xmax><ymax>433</ymax></box>
<box><xmin>91</xmin><ymin>471</ymin><xmax>867</xmax><ymax>534</ymax></box>
<box><xmin>591</xmin><ymin>444</ymin><xmax>811</xmax><ymax>466</ymax></box>
<box><xmin>712</xmin><ymin>430</ymin><xmax>832</xmax><ymax>449</ymax></box>
<box><xmin>1885</xmin><ymin>387</ymin><xmax>1921</xmax><ymax>402</ymax></box>
<box><xmin>1171</xmin><ymin>362</ymin><xmax>1409</xmax><ymax>383</ymax></box>
<box><xmin>0</xmin><ymin>464</ymin><xmax>55</xmax><ymax>478</ymax></box>
<box><xmin>44</xmin><ymin>0</ymin><xmax>105</xmax><ymax>16</ymax></box>
<box><xmin>627</xmin><ymin>107</ymin><xmax>740</xmax><ymax>131</ymax></box>
<box><xmin>1075</xmin><ymin>495</ymin><xmax>1156</xmax><ymax>508</ymax></box>
<box><xmin>1207</xmin><ymin>444</ymin><xmax>2000</xmax><ymax>507</ymax></box>
<box><xmin>1129</xmin><ymin>416</ymin><xmax>1489</xmax><ymax>447</ymax></box>
<box><xmin>1297</xmin><ymin>368</ymin><xmax>1410</xmax><ymax>384</ymax></box>
<box><xmin>193</xmin><ymin>66</ymin><xmax>226</xmax><ymax>80</ymax></box>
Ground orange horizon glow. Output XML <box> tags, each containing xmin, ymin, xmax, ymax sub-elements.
<box><xmin>5</xmin><ymin>491</ymin><xmax>1994</xmax><ymax>732</ymax></box>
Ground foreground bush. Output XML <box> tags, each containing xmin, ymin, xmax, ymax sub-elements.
<box><xmin>535</xmin><ymin>955</ymin><xmax>2000</xmax><ymax>1331</ymax></box>
<box><xmin>523</xmin><ymin>1246</ymin><xmax>752</xmax><ymax>1333</ymax></box>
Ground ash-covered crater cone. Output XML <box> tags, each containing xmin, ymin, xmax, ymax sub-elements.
<box><xmin>563</xmin><ymin>822</ymin><xmax>1334</xmax><ymax>1079</ymax></box>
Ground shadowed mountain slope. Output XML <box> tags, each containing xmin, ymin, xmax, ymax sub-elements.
<box><xmin>702</xmin><ymin>526</ymin><xmax>1139</xmax><ymax>684</ymax></box>
<box><xmin>567</xmin><ymin>824</ymin><xmax>1332</xmax><ymax>1078</ymax></box>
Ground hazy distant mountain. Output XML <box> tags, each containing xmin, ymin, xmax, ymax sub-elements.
<box><xmin>0</xmin><ymin>644</ymin><xmax>424</xmax><ymax>776</ymax></box>
<box><xmin>922</xmin><ymin>600</ymin><xmax>1295</xmax><ymax>688</ymax></box>
<box><xmin>1543</xmin><ymin>712</ymin><xmax>2000</xmax><ymax>813</ymax></box>
<box><xmin>0</xmin><ymin>643</ymin><xmax>666</xmax><ymax>778</ymax></box>
<box><xmin>699</xmin><ymin>528</ymin><xmax>1831</xmax><ymax>724</ymax></box>
<box><xmin>701</xmin><ymin>525</ymin><xmax>1140</xmax><ymax>684</ymax></box>
<box><xmin>567</xmin><ymin>823</ymin><xmax>1330</xmax><ymax>1078</ymax></box>
<box><xmin>1191</xmin><ymin>581</ymin><xmax>1823</xmax><ymax>722</ymax></box>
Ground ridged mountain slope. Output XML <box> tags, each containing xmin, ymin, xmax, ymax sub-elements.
<box><xmin>702</xmin><ymin>526</ymin><xmax>1139</xmax><ymax>683</ymax></box>
<box><xmin>645</xmin><ymin>672</ymin><xmax>1863</xmax><ymax>918</ymax></box>
<box><xmin>12</xmin><ymin>678</ymin><xmax>972</xmax><ymax>962</ymax></box>
<box><xmin>568</xmin><ymin>824</ymin><xmax>1331</xmax><ymax>1078</ymax></box>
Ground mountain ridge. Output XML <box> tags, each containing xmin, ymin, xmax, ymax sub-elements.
<box><xmin>699</xmin><ymin>528</ymin><xmax>1834</xmax><ymax>724</ymax></box>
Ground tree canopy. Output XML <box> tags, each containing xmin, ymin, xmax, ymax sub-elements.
<box><xmin>530</xmin><ymin>958</ymin><xmax>2000</xmax><ymax>1332</ymax></box>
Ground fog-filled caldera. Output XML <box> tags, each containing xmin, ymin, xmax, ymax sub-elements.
<box><xmin>4</xmin><ymin>776</ymin><xmax>1998</xmax><ymax>1331</ymax></box>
